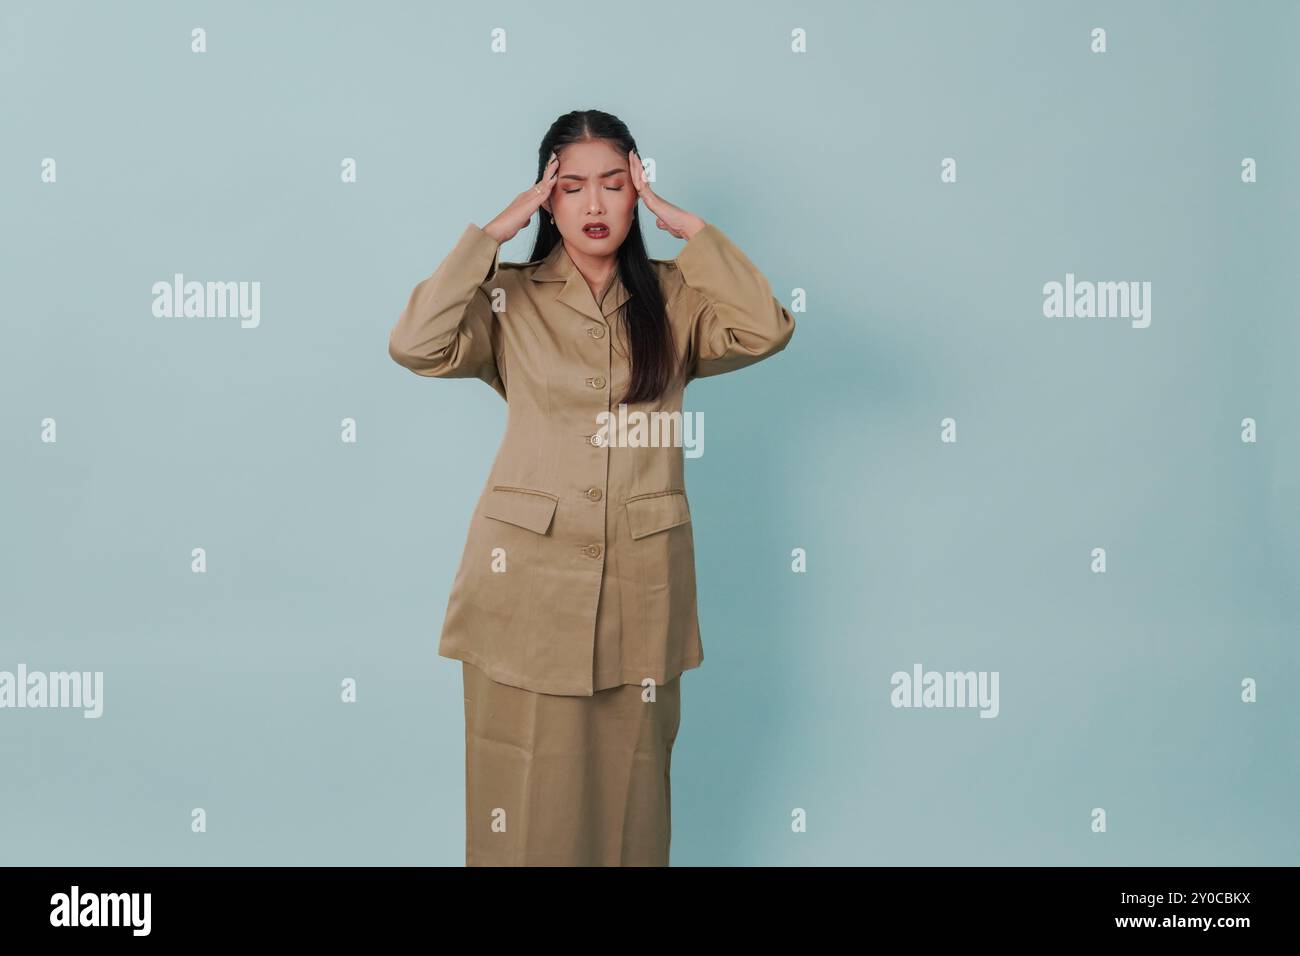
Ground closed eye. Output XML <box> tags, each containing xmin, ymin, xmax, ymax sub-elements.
<box><xmin>563</xmin><ymin>186</ymin><xmax>624</xmax><ymax>193</ymax></box>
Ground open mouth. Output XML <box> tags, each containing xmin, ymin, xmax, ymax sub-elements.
<box><xmin>582</xmin><ymin>223</ymin><xmax>610</xmax><ymax>239</ymax></box>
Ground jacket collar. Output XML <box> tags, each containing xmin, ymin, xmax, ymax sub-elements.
<box><xmin>530</xmin><ymin>240</ymin><xmax>631</xmax><ymax>324</ymax></box>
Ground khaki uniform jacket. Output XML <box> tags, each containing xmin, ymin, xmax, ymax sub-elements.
<box><xmin>389</xmin><ymin>220</ymin><xmax>796</xmax><ymax>696</ymax></box>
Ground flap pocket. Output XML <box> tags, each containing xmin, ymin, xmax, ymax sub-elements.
<box><xmin>625</xmin><ymin>490</ymin><xmax>691</xmax><ymax>540</ymax></box>
<box><xmin>483</xmin><ymin>485</ymin><xmax>559</xmax><ymax>535</ymax></box>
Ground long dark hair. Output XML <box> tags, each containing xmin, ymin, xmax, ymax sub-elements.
<box><xmin>527</xmin><ymin>110</ymin><xmax>682</xmax><ymax>406</ymax></box>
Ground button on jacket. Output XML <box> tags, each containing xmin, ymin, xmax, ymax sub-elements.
<box><xmin>389</xmin><ymin>220</ymin><xmax>796</xmax><ymax>696</ymax></box>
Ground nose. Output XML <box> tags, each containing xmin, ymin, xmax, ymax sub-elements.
<box><xmin>587</xmin><ymin>185</ymin><xmax>604</xmax><ymax>214</ymax></box>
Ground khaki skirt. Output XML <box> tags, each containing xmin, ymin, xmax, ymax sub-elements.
<box><xmin>462</xmin><ymin>661</ymin><xmax>682</xmax><ymax>866</ymax></box>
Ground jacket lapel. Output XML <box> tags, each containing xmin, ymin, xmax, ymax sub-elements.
<box><xmin>530</xmin><ymin>240</ymin><xmax>631</xmax><ymax>324</ymax></box>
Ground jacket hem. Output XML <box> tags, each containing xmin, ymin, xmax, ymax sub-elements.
<box><xmin>443</xmin><ymin>646</ymin><xmax>702</xmax><ymax>698</ymax></box>
<box><xmin>593</xmin><ymin>657</ymin><xmax>702</xmax><ymax>693</ymax></box>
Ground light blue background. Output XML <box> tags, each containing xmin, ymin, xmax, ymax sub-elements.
<box><xmin>2</xmin><ymin>0</ymin><xmax>1297</xmax><ymax>865</ymax></box>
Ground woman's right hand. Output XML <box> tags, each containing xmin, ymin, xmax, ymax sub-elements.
<box><xmin>481</xmin><ymin>152</ymin><xmax>560</xmax><ymax>244</ymax></box>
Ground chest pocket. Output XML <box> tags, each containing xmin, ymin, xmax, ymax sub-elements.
<box><xmin>483</xmin><ymin>485</ymin><xmax>559</xmax><ymax>534</ymax></box>
<box><xmin>625</xmin><ymin>490</ymin><xmax>691</xmax><ymax>539</ymax></box>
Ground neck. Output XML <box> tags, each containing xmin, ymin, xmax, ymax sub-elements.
<box><xmin>564</xmin><ymin>241</ymin><xmax>617</xmax><ymax>298</ymax></box>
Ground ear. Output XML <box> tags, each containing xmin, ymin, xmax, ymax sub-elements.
<box><xmin>541</xmin><ymin>197</ymin><xmax>552</xmax><ymax>215</ymax></box>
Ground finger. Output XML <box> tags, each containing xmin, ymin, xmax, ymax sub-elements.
<box><xmin>629</xmin><ymin>148</ymin><xmax>644</xmax><ymax>191</ymax></box>
<box><xmin>635</xmin><ymin>169</ymin><xmax>656</xmax><ymax>201</ymax></box>
<box><xmin>542</xmin><ymin>166</ymin><xmax>558</xmax><ymax>202</ymax></box>
<box><xmin>530</xmin><ymin>166</ymin><xmax>559</xmax><ymax>209</ymax></box>
<box><xmin>534</xmin><ymin>156</ymin><xmax>559</xmax><ymax>188</ymax></box>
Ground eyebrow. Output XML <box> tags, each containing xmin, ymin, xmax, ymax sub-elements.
<box><xmin>558</xmin><ymin>168</ymin><xmax>626</xmax><ymax>181</ymax></box>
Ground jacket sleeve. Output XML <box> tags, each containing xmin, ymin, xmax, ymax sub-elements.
<box><xmin>674</xmin><ymin>221</ymin><xmax>796</xmax><ymax>381</ymax></box>
<box><xmin>388</xmin><ymin>223</ymin><xmax>506</xmax><ymax>398</ymax></box>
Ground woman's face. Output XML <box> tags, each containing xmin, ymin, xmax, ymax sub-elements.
<box><xmin>541</xmin><ymin>139</ymin><xmax>637</xmax><ymax>256</ymax></box>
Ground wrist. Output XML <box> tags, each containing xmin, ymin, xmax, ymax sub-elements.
<box><xmin>680</xmin><ymin>217</ymin><xmax>707</xmax><ymax>241</ymax></box>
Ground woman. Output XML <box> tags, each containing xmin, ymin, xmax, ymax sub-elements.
<box><xmin>388</xmin><ymin>110</ymin><xmax>796</xmax><ymax>866</ymax></box>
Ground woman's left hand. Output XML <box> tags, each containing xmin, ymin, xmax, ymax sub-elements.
<box><xmin>628</xmin><ymin>149</ymin><xmax>706</xmax><ymax>241</ymax></box>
